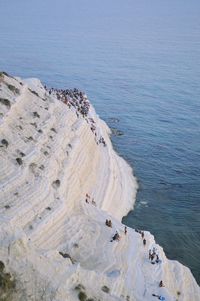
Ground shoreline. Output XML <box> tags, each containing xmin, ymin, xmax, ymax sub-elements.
<box><xmin>95</xmin><ymin>115</ymin><xmax>138</xmax><ymax>220</ymax></box>
<box><xmin>0</xmin><ymin>72</ymin><xmax>199</xmax><ymax>301</ymax></box>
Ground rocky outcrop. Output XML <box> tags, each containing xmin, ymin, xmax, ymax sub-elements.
<box><xmin>0</xmin><ymin>72</ymin><xmax>199</xmax><ymax>301</ymax></box>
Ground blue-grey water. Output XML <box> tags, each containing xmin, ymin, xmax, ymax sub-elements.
<box><xmin>0</xmin><ymin>0</ymin><xmax>200</xmax><ymax>284</ymax></box>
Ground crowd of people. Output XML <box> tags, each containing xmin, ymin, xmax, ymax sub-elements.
<box><xmin>47</xmin><ymin>87</ymin><xmax>90</xmax><ymax>117</ymax></box>
<box><xmin>45</xmin><ymin>86</ymin><xmax>107</xmax><ymax>147</ymax></box>
<box><xmin>43</xmin><ymin>84</ymin><xmax>169</xmax><ymax>300</ymax></box>
<box><xmin>149</xmin><ymin>247</ymin><xmax>162</xmax><ymax>264</ymax></box>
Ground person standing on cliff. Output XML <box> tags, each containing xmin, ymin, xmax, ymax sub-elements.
<box><xmin>149</xmin><ymin>249</ymin><xmax>151</xmax><ymax>260</ymax></box>
<box><xmin>124</xmin><ymin>226</ymin><xmax>127</xmax><ymax>235</ymax></box>
<box><xmin>159</xmin><ymin>280</ymin><xmax>164</xmax><ymax>287</ymax></box>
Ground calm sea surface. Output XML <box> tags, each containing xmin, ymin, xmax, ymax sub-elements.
<box><xmin>0</xmin><ymin>0</ymin><xmax>200</xmax><ymax>284</ymax></box>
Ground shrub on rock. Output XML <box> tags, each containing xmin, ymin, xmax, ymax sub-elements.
<box><xmin>0</xmin><ymin>98</ymin><xmax>11</xmax><ymax>108</ymax></box>
<box><xmin>1</xmin><ymin>139</ymin><xmax>9</xmax><ymax>148</ymax></box>
<box><xmin>16</xmin><ymin>158</ymin><xmax>23</xmax><ymax>165</ymax></box>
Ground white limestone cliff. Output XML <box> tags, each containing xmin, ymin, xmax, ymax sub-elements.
<box><xmin>0</xmin><ymin>72</ymin><xmax>199</xmax><ymax>301</ymax></box>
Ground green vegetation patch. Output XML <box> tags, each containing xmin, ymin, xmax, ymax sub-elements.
<box><xmin>6</xmin><ymin>83</ymin><xmax>19</xmax><ymax>94</ymax></box>
<box><xmin>0</xmin><ymin>98</ymin><xmax>11</xmax><ymax>108</ymax></box>
<box><xmin>78</xmin><ymin>291</ymin><xmax>87</xmax><ymax>301</ymax></box>
<box><xmin>52</xmin><ymin>179</ymin><xmax>60</xmax><ymax>188</ymax></box>
<box><xmin>33</xmin><ymin>111</ymin><xmax>40</xmax><ymax>118</ymax></box>
<box><xmin>75</xmin><ymin>284</ymin><xmax>96</xmax><ymax>301</ymax></box>
<box><xmin>101</xmin><ymin>285</ymin><xmax>110</xmax><ymax>293</ymax></box>
<box><xmin>0</xmin><ymin>260</ymin><xmax>16</xmax><ymax>301</ymax></box>
<box><xmin>1</xmin><ymin>139</ymin><xmax>9</xmax><ymax>148</ymax></box>
<box><xmin>16</xmin><ymin>158</ymin><xmax>23</xmax><ymax>165</ymax></box>
<box><xmin>50</xmin><ymin>128</ymin><xmax>57</xmax><ymax>133</ymax></box>
<box><xmin>0</xmin><ymin>71</ymin><xmax>10</xmax><ymax>78</ymax></box>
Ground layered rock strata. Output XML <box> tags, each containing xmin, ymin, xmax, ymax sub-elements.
<box><xmin>0</xmin><ymin>72</ymin><xmax>199</xmax><ymax>301</ymax></box>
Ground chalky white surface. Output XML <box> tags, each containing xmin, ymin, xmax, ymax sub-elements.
<box><xmin>0</xmin><ymin>74</ymin><xmax>199</xmax><ymax>301</ymax></box>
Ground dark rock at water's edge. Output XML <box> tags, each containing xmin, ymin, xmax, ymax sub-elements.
<box><xmin>111</xmin><ymin>128</ymin><xmax>124</xmax><ymax>137</ymax></box>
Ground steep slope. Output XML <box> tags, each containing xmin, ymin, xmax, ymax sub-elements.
<box><xmin>0</xmin><ymin>72</ymin><xmax>199</xmax><ymax>301</ymax></box>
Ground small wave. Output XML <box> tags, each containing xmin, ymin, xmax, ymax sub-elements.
<box><xmin>137</xmin><ymin>201</ymin><xmax>149</xmax><ymax>208</ymax></box>
<box><xmin>140</xmin><ymin>201</ymin><xmax>148</xmax><ymax>205</ymax></box>
<box><xmin>108</xmin><ymin>117</ymin><xmax>120</xmax><ymax>123</ymax></box>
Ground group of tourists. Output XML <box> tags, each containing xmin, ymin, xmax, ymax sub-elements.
<box><xmin>135</xmin><ymin>229</ymin><xmax>147</xmax><ymax>246</ymax></box>
<box><xmin>109</xmin><ymin>225</ymin><xmax>128</xmax><ymax>241</ymax></box>
<box><xmin>47</xmin><ymin>87</ymin><xmax>90</xmax><ymax>118</ymax></box>
<box><xmin>149</xmin><ymin>247</ymin><xmax>162</xmax><ymax>264</ymax></box>
<box><xmin>86</xmin><ymin>194</ymin><xmax>166</xmax><ymax>299</ymax></box>
<box><xmin>105</xmin><ymin>219</ymin><xmax>112</xmax><ymax>227</ymax></box>
<box><xmin>46</xmin><ymin>86</ymin><xmax>107</xmax><ymax>147</ymax></box>
<box><xmin>85</xmin><ymin>193</ymin><xmax>96</xmax><ymax>206</ymax></box>
<box><xmin>98</xmin><ymin>136</ymin><xmax>106</xmax><ymax>147</ymax></box>
<box><xmin>135</xmin><ymin>229</ymin><xmax>166</xmax><ymax>299</ymax></box>
<box><xmin>44</xmin><ymin>85</ymin><xmax>169</xmax><ymax>301</ymax></box>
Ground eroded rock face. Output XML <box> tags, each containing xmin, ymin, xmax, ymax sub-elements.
<box><xmin>0</xmin><ymin>73</ymin><xmax>199</xmax><ymax>301</ymax></box>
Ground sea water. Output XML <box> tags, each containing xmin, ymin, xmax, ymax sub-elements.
<box><xmin>0</xmin><ymin>0</ymin><xmax>199</xmax><ymax>284</ymax></box>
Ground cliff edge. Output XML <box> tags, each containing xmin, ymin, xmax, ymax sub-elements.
<box><xmin>0</xmin><ymin>72</ymin><xmax>199</xmax><ymax>301</ymax></box>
